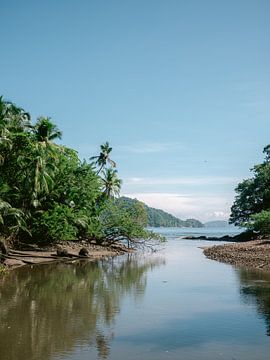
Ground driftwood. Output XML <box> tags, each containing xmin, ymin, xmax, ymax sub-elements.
<box><xmin>0</xmin><ymin>246</ymin><xmax>92</xmax><ymax>267</ymax></box>
<box><xmin>0</xmin><ymin>240</ymin><xmax>8</xmax><ymax>255</ymax></box>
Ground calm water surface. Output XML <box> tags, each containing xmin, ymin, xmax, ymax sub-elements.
<box><xmin>1</xmin><ymin>227</ymin><xmax>270</xmax><ymax>360</ymax></box>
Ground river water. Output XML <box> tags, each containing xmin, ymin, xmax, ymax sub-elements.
<box><xmin>0</xmin><ymin>227</ymin><xmax>270</xmax><ymax>360</ymax></box>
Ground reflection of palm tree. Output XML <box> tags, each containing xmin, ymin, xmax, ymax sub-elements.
<box><xmin>0</xmin><ymin>254</ymin><xmax>165</xmax><ymax>360</ymax></box>
<box><xmin>101</xmin><ymin>168</ymin><xmax>122</xmax><ymax>198</ymax></box>
<box><xmin>90</xmin><ymin>142</ymin><xmax>116</xmax><ymax>174</ymax></box>
<box><xmin>96</xmin><ymin>332</ymin><xmax>110</xmax><ymax>360</ymax></box>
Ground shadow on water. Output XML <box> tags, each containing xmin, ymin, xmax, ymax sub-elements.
<box><xmin>0</xmin><ymin>254</ymin><xmax>165</xmax><ymax>360</ymax></box>
<box><xmin>236</xmin><ymin>268</ymin><xmax>270</xmax><ymax>336</ymax></box>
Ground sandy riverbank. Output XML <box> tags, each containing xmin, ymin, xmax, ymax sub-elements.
<box><xmin>1</xmin><ymin>241</ymin><xmax>132</xmax><ymax>270</ymax></box>
<box><xmin>204</xmin><ymin>239</ymin><xmax>270</xmax><ymax>272</ymax></box>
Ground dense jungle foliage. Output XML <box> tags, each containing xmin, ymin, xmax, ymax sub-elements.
<box><xmin>230</xmin><ymin>145</ymin><xmax>270</xmax><ymax>235</ymax></box>
<box><xmin>0</xmin><ymin>97</ymin><xmax>162</xmax><ymax>247</ymax></box>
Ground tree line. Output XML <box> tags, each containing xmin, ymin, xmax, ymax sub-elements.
<box><xmin>0</xmin><ymin>96</ymin><xmax>162</xmax><ymax>247</ymax></box>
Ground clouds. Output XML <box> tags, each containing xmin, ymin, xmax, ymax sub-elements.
<box><xmin>123</xmin><ymin>192</ymin><xmax>234</xmax><ymax>222</ymax></box>
<box><xmin>124</xmin><ymin>176</ymin><xmax>239</xmax><ymax>186</ymax></box>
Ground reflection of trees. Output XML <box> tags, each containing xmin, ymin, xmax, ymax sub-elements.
<box><xmin>0</xmin><ymin>254</ymin><xmax>165</xmax><ymax>360</ymax></box>
<box><xmin>236</xmin><ymin>268</ymin><xmax>270</xmax><ymax>336</ymax></box>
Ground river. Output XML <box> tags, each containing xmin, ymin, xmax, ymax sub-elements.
<box><xmin>0</xmin><ymin>227</ymin><xmax>270</xmax><ymax>360</ymax></box>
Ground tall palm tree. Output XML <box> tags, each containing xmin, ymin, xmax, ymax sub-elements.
<box><xmin>31</xmin><ymin>117</ymin><xmax>62</xmax><ymax>207</ymax></box>
<box><xmin>90</xmin><ymin>142</ymin><xmax>116</xmax><ymax>174</ymax></box>
<box><xmin>101</xmin><ymin>168</ymin><xmax>122</xmax><ymax>198</ymax></box>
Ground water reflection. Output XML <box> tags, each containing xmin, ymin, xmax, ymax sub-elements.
<box><xmin>237</xmin><ymin>268</ymin><xmax>270</xmax><ymax>336</ymax></box>
<box><xmin>0</xmin><ymin>254</ymin><xmax>165</xmax><ymax>360</ymax></box>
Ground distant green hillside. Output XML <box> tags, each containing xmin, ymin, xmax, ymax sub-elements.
<box><xmin>119</xmin><ymin>197</ymin><xmax>204</xmax><ymax>228</ymax></box>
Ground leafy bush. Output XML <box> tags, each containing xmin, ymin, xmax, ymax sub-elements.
<box><xmin>247</xmin><ymin>210</ymin><xmax>270</xmax><ymax>235</ymax></box>
<box><xmin>32</xmin><ymin>205</ymin><xmax>79</xmax><ymax>242</ymax></box>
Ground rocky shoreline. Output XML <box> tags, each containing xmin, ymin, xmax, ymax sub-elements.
<box><xmin>203</xmin><ymin>239</ymin><xmax>270</xmax><ymax>272</ymax></box>
<box><xmin>183</xmin><ymin>230</ymin><xmax>255</xmax><ymax>242</ymax></box>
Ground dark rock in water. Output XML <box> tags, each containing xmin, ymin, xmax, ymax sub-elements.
<box><xmin>233</xmin><ymin>230</ymin><xmax>255</xmax><ymax>242</ymax></box>
<box><xmin>183</xmin><ymin>235</ymin><xmax>207</xmax><ymax>240</ymax></box>
<box><xmin>183</xmin><ymin>231</ymin><xmax>256</xmax><ymax>242</ymax></box>
<box><xmin>79</xmin><ymin>247</ymin><xmax>89</xmax><ymax>257</ymax></box>
<box><xmin>56</xmin><ymin>249</ymin><xmax>69</xmax><ymax>257</ymax></box>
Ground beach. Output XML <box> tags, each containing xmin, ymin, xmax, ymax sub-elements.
<box><xmin>204</xmin><ymin>239</ymin><xmax>270</xmax><ymax>272</ymax></box>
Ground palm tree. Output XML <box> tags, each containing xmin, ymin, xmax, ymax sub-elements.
<box><xmin>33</xmin><ymin>117</ymin><xmax>62</xmax><ymax>143</ymax></box>
<box><xmin>0</xmin><ymin>96</ymin><xmax>30</xmax><ymax>132</ymax></box>
<box><xmin>0</xmin><ymin>199</ymin><xmax>29</xmax><ymax>238</ymax></box>
<box><xmin>90</xmin><ymin>142</ymin><xmax>116</xmax><ymax>174</ymax></box>
<box><xmin>31</xmin><ymin>117</ymin><xmax>62</xmax><ymax>207</ymax></box>
<box><xmin>101</xmin><ymin>168</ymin><xmax>122</xmax><ymax>198</ymax></box>
<box><xmin>0</xmin><ymin>96</ymin><xmax>30</xmax><ymax>163</ymax></box>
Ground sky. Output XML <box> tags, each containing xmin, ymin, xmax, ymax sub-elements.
<box><xmin>1</xmin><ymin>0</ymin><xmax>270</xmax><ymax>222</ymax></box>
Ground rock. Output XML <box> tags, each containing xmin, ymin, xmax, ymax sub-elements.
<box><xmin>79</xmin><ymin>247</ymin><xmax>89</xmax><ymax>257</ymax></box>
<box><xmin>56</xmin><ymin>249</ymin><xmax>69</xmax><ymax>257</ymax></box>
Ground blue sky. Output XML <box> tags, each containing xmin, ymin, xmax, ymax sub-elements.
<box><xmin>1</xmin><ymin>0</ymin><xmax>270</xmax><ymax>221</ymax></box>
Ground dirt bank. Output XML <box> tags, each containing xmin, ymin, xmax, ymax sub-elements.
<box><xmin>1</xmin><ymin>241</ymin><xmax>132</xmax><ymax>270</ymax></box>
<box><xmin>203</xmin><ymin>239</ymin><xmax>270</xmax><ymax>272</ymax></box>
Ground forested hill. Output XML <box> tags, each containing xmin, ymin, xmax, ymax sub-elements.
<box><xmin>120</xmin><ymin>197</ymin><xmax>204</xmax><ymax>228</ymax></box>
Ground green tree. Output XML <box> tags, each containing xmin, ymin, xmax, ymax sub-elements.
<box><xmin>230</xmin><ymin>145</ymin><xmax>270</xmax><ymax>234</ymax></box>
<box><xmin>97</xmin><ymin>200</ymin><xmax>164</xmax><ymax>247</ymax></box>
<box><xmin>90</xmin><ymin>141</ymin><xmax>116</xmax><ymax>174</ymax></box>
<box><xmin>101</xmin><ymin>168</ymin><xmax>122</xmax><ymax>198</ymax></box>
<box><xmin>247</xmin><ymin>210</ymin><xmax>270</xmax><ymax>235</ymax></box>
<box><xmin>0</xmin><ymin>96</ymin><xmax>161</xmax><ymax>247</ymax></box>
<box><xmin>33</xmin><ymin>116</ymin><xmax>62</xmax><ymax>143</ymax></box>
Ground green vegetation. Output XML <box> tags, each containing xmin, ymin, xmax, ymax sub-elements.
<box><xmin>119</xmin><ymin>197</ymin><xmax>204</xmax><ymax>228</ymax></box>
<box><xmin>0</xmin><ymin>96</ymin><xmax>163</xmax><ymax>248</ymax></box>
<box><xmin>230</xmin><ymin>145</ymin><xmax>270</xmax><ymax>235</ymax></box>
<box><xmin>0</xmin><ymin>264</ymin><xmax>6</xmax><ymax>274</ymax></box>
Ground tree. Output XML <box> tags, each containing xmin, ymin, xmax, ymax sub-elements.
<box><xmin>33</xmin><ymin>116</ymin><xmax>62</xmax><ymax>143</ymax></box>
<box><xmin>230</xmin><ymin>144</ymin><xmax>270</xmax><ymax>233</ymax></box>
<box><xmin>0</xmin><ymin>96</ymin><xmax>162</xmax><ymax>247</ymax></box>
<box><xmin>0</xmin><ymin>199</ymin><xmax>28</xmax><ymax>240</ymax></box>
<box><xmin>0</xmin><ymin>96</ymin><xmax>30</xmax><ymax>164</ymax></box>
<box><xmin>97</xmin><ymin>200</ymin><xmax>164</xmax><ymax>247</ymax></box>
<box><xmin>90</xmin><ymin>141</ymin><xmax>116</xmax><ymax>174</ymax></box>
<box><xmin>101</xmin><ymin>168</ymin><xmax>122</xmax><ymax>198</ymax></box>
<box><xmin>247</xmin><ymin>210</ymin><xmax>270</xmax><ymax>235</ymax></box>
<box><xmin>30</xmin><ymin>117</ymin><xmax>62</xmax><ymax>207</ymax></box>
